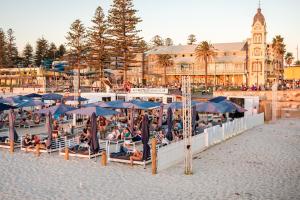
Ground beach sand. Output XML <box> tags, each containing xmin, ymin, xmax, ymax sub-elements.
<box><xmin>0</xmin><ymin>118</ymin><xmax>299</xmax><ymax>200</ymax></box>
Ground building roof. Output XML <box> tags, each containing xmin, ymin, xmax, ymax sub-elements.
<box><xmin>146</xmin><ymin>42</ymin><xmax>246</xmax><ymax>55</ymax></box>
<box><xmin>253</xmin><ymin>8</ymin><xmax>265</xmax><ymax>26</ymax></box>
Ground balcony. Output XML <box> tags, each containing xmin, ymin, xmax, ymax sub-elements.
<box><xmin>165</xmin><ymin>65</ymin><xmax>246</xmax><ymax>75</ymax></box>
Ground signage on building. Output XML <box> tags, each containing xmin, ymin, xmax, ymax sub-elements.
<box><xmin>130</xmin><ymin>88</ymin><xmax>168</xmax><ymax>94</ymax></box>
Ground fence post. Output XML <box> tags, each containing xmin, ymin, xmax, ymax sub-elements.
<box><xmin>204</xmin><ymin>129</ymin><xmax>208</xmax><ymax>147</ymax></box>
<box><xmin>10</xmin><ymin>140</ymin><xmax>14</xmax><ymax>154</ymax></box>
<box><xmin>35</xmin><ymin>144</ymin><xmax>40</xmax><ymax>157</ymax></box>
<box><xmin>65</xmin><ymin>147</ymin><xmax>69</xmax><ymax>160</ymax></box>
<box><xmin>101</xmin><ymin>150</ymin><xmax>107</xmax><ymax>166</ymax></box>
<box><xmin>151</xmin><ymin>138</ymin><xmax>157</xmax><ymax>175</ymax></box>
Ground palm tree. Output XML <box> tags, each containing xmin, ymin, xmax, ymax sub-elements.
<box><xmin>195</xmin><ymin>41</ymin><xmax>216</xmax><ymax>90</ymax></box>
<box><xmin>272</xmin><ymin>35</ymin><xmax>286</xmax><ymax>80</ymax></box>
<box><xmin>157</xmin><ymin>54</ymin><xmax>173</xmax><ymax>86</ymax></box>
<box><xmin>285</xmin><ymin>52</ymin><xmax>294</xmax><ymax>67</ymax></box>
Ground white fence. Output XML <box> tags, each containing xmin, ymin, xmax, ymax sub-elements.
<box><xmin>157</xmin><ymin>113</ymin><xmax>264</xmax><ymax>171</ymax></box>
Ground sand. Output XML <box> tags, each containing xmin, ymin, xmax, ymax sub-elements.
<box><xmin>0</xmin><ymin>118</ymin><xmax>299</xmax><ymax>200</ymax></box>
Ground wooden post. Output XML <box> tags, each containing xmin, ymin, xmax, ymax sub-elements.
<box><xmin>151</xmin><ymin>138</ymin><xmax>157</xmax><ymax>175</ymax></box>
<box><xmin>35</xmin><ymin>144</ymin><xmax>40</xmax><ymax>157</ymax></box>
<box><xmin>10</xmin><ymin>140</ymin><xmax>14</xmax><ymax>154</ymax></box>
<box><xmin>65</xmin><ymin>147</ymin><xmax>69</xmax><ymax>160</ymax></box>
<box><xmin>101</xmin><ymin>150</ymin><xmax>107</xmax><ymax>166</ymax></box>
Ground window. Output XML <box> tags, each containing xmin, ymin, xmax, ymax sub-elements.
<box><xmin>190</xmin><ymin>54</ymin><xmax>193</xmax><ymax>57</ymax></box>
<box><xmin>182</xmin><ymin>54</ymin><xmax>185</xmax><ymax>57</ymax></box>
<box><xmin>252</xmin><ymin>62</ymin><xmax>262</xmax><ymax>72</ymax></box>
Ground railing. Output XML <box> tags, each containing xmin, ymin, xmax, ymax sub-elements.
<box><xmin>156</xmin><ymin>113</ymin><xmax>264</xmax><ymax>171</ymax></box>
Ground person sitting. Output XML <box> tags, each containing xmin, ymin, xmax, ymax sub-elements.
<box><xmin>79</xmin><ymin>128</ymin><xmax>88</xmax><ymax>143</ymax></box>
<box><xmin>129</xmin><ymin>148</ymin><xmax>143</xmax><ymax>166</ymax></box>
<box><xmin>23</xmin><ymin>134</ymin><xmax>32</xmax><ymax>147</ymax></box>
<box><xmin>107</xmin><ymin>126</ymin><xmax>120</xmax><ymax>140</ymax></box>
<box><xmin>32</xmin><ymin>135</ymin><xmax>40</xmax><ymax>146</ymax></box>
<box><xmin>132</xmin><ymin>129</ymin><xmax>142</xmax><ymax>142</ymax></box>
<box><xmin>121</xmin><ymin>127</ymin><xmax>132</xmax><ymax>140</ymax></box>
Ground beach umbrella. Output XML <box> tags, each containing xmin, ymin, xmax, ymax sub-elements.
<box><xmin>209</xmin><ymin>96</ymin><xmax>227</xmax><ymax>103</ymax></box>
<box><xmin>45</xmin><ymin>112</ymin><xmax>53</xmax><ymax>149</ymax></box>
<box><xmin>89</xmin><ymin>112</ymin><xmax>99</xmax><ymax>153</ymax></box>
<box><xmin>0</xmin><ymin>103</ymin><xmax>17</xmax><ymax>111</ymax></box>
<box><xmin>158</xmin><ymin>104</ymin><xmax>164</xmax><ymax>128</ymax></box>
<box><xmin>8</xmin><ymin>109</ymin><xmax>18</xmax><ymax>142</ymax></box>
<box><xmin>98</xmin><ymin>100</ymin><xmax>133</xmax><ymax>109</ymax></box>
<box><xmin>66</xmin><ymin>106</ymin><xmax>119</xmax><ymax>117</ymax></box>
<box><xmin>0</xmin><ymin>96</ymin><xmax>26</xmax><ymax>105</ymax></box>
<box><xmin>42</xmin><ymin>93</ymin><xmax>63</xmax><ymax>101</ymax></box>
<box><xmin>129</xmin><ymin>99</ymin><xmax>161</xmax><ymax>110</ymax></box>
<box><xmin>164</xmin><ymin>101</ymin><xmax>199</xmax><ymax>110</ymax></box>
<box><xmin>195</xmin><ymin>102</ymin><xmax>225</xmax><ymax>113</ymax></box>
<box><xmin>36</xmin><ymin>104</ymin><xmax>76</xmax><ymax>118</ymax></box>
<box><xmin>166</xmin><ymin>107</ymin><xmax>173</xmax><ymax>141</ymax></box>
<box><xmin>63</xmin><ymin>96</ymin><xmax>88</xmax><ymax>102</ymax></box>
<box><xmin>141</xmin><ymin>114</ymin><xmax>150</xmax><ymax>161</ymax></box>
<box><xmin>17</xmin><ymin>100</ymin><xmax>45</xmax><ymax>108</ymax></box>
<box><xmin>218</xmin><ymin>100</ymin><xmax>247</xmax><ymax>113</ymax></box>
<box><xmin>192</xmin><ymin>106</ymin><xmax>197</xmax><ymax>132</ymax></box>
<box><xmin>24</xmin><ymin>93</ymin><xmax>42</xmax><ymax>98</ymax></box>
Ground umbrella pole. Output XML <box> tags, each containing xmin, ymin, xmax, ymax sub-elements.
<box><xmin>9</xmin><ymin>140</ymin><xmax>14</xmax><ymax>154</ymax></box>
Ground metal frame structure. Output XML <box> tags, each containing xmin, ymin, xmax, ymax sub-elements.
<box><xmin>181</xmin><ymin>75</ymin><xmax>192</xmax><ymax>175</ymax></box>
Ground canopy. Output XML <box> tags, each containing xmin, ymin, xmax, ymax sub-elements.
<box><xmin>17</xmin><ymin>100</ymin><xmax>45</xmax><ymax>108</ymax></box>
<box><xmin>99</xmin><ymin>100</ymin><xmax>160</xmax><ymax>110</ymax></box>
<box><xmin>63</xmin><ymin>96</ymin><xmax>88</xmax><ymax>102</ymax></box>
<box><xmin>195</xmin><ymin>102</ymin><xmax>225</xmax><ymax>113</ymax></box>
<box><xmin>218</xmin><ymin>100</ymin><xmax>247</xmax><ymax>113</ymax></box>
<box><xmin>165</xmin><ymin>101</ymin><xmax>199</xmax><ymax>109</ymax></box>
<box><xmin>36</xmin><ymin>104</ymin><xmax>76</xmax><ymax>117</ymax></box>
<box><xmin>129</xmin><ymin>100</ymin><xmax>161</xmax><ymax>110</ymax></box>
<box><xmin>24</xmin><ymin>93</ymin><xmax>42</xmax><ymax>98</ymax></box>
<box><xmin>66</xmin><ymin>106</ymin><xmax>119</xmax><ymax>117</ymax></box>
<box><xmin>42</xmin><ymin>93</ymin><xmax>63</xmax><ymax>101</ymax></box>
<box><xmin>0</xmin><ymin>103</ymin><xmax>17</xmax><ymax>111</ymax></box>
<box><xmin>0</xmin><ymin>96</ymin><xmax>27</xmax><ymax>105</ymax></box>
<box><xmin>97</xmin><ymin>100</ymin><xmax>133</xmax><ymax>109</ymax></box>
<box><xmin>208</xmin><ymin>96</ymin><xmax>227</xmax><ymax>103</ymax></box>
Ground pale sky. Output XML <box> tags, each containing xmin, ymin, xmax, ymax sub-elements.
<box><xmin>0</xmin><ymin>0</ymin><xmax>299</xmax><ymax>59</ymax></box>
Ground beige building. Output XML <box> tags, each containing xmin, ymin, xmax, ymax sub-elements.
<box><xmin>144</xmin><ymin>7</ymin><xmax>282</xmax><ymax>87</ymax></box>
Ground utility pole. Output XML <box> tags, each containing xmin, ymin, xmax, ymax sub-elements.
<box><xmin>182</xmin><ymin>75</ymin><xmax>192</xmax><ymax>175</ymax></box>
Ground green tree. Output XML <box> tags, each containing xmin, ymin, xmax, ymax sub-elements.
<box><xmin>35</xmin><ymin>37</ymin><xmax>49</xmax><ymax>66</ymax></box>
<box><xmin>195</xmin><ymin>41</ymin><xmax>216</xmax><ymax>90</ymax></box>
<box><xmin>48</xmin><ymin>42</ymin><xmax>58</xmax><ymax>60</ymax></box>
<box><xmin>57</xmin><ymin>44</ymin><xmax>66</xmax><ymax>58</ymax></box>
<box><xmin>284</xmin><ymin>52</ymin><xmax>294</xmax><ymax>67</ymax></box>
<box><xmin>107</xmin><ymin>0</ymin><xmax>142</xmax><ymax>83</ymax></box>
<box><xmin>88</xmin><ymin>6</ymin><xmax>108</xmax><ymax>91</ymax></box>
<box><xmin>0</xmin><ymin>28</ymin><xmax>7</xmax><ymax>67</ymax></box>
<box><xmin>187</xmin><ymin>34</ymin><xmax>197</xmax><ymax>45</ymax></box>
<box><xmin>165</xmin><ymin>38</ymin><xmax>173</xmax><ymax>46</ymax></box>
<box><xmin>151</xmin><ymin>35</ymin><xmax>164</xmax><ymax>47</ymax></box>
<box><xmin>272</xmin><ymin>35</ymin><xmax>286</xmax><ymax>80</ymax></box>
<box><xmin>157</xmin><ymin>54</ymin><xmax>173</xmax><ymax>86</ymax></box>
<box><xmin>6</xmin><ymin>28</ymin><xmax>18</xmax><ymax>67</ymax></box>
<box><xmin>23</xmin><ymin>43</ymin><xmax>34</xmax><ymax>67</ymax></box>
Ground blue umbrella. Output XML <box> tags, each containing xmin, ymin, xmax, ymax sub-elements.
<box><xmin>166</xmin><ymin>107</ymin><xmax>173</xmax><ymax>141</ymax></box>
<box><xmin>42</xmin><ymin>93</ymin><xmax>63</xmax><ymax>101</ymax></box>
<box><xmin>209</xmin><ymin>96</ymin><xmax>227</xmax><ymax>103</ymax></box>
<box><xmin>98</xmin><ymin>100</ymin><xmax>133</xmax><ymax>109</ymax></box>
<box><xmin>37</xmin><ymin>104</ymin><xmax>76</xmax><ymax>118</ymax></box>
<box><xmin>218</xmin><ymin>100</ymin><xmax>247</xmax><ymax>113</ymax></box>
<box><xmin>17</xmin><ymin>100</ymin><xmax>45</xmax><ymax>108</ymax></box>
<box><xmin>129</xmin><ymin>99</ymin><xmax>161</xmax><ymax>110</ymax></box>
<box><xmin>89</xmin><ymin>112</ymin><xmax>99</xmax><ymax>153</ymax></box>
<box><xmin>0</xmin><ymin>103</ymin><xmax>17</xmax><ymax>111</ymax></box>
<box><xmin>0</xmin><ymin>96</ymin><xmax>26</xmax><ymax>105</ymax></box>
<box><xmin>165</xmin><ymin>101</ymin><xmax>199</xmax><ymax>109</ymax></box>
<box><xmin>196</xmin><ymin>102</ymin><xmax>225</xmax><ymax>113</ymax></box>
<box><xmin>63</xmin><ymin>96</ymin><xmax>88</xmax><ymax>102</ymax></box>
<box><xmin>66</xmin><ymin>106</ymin><xmax>119</xmax><ymax>117</ymax></box>
<box><xmin>24</xmin><ymin>93</ymin><xmax>42</xmax><ymax>98</ymax></box>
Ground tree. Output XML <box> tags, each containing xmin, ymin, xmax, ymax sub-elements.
<box><xmin>272</xmin><ymin>35</ymin><xmax>286</xmax><ymax>80</ymax></box>
<box><xmin>57</xmin><ymin>44</ymin><xmax>66</xmax><ymax>58</ymax></box>
<box><xmin>284</xmin><ymin>52</ymin><xmax>294</xmax><ymax>67</ymax></box>
<box><xmin>151</xmin><ymin>35</ymin><xmax>164</xmax><ymax>47</ymax></box>
<box><xmin>23</xmin><ymin>43</ymin><xmax>34</xmax><ymax>67</ymax></box>
<box><xmin>6</xmin><ymin>28</ymin><xmax>18</xmax><ymax>67</ymax></box>
<box><xmin>48</xmin><ymin>42</ymin><xmax>57</xmax><ymax>60</ymax></box>
<box><xmin>195</xmin><ymin>41</ymin><xmax>216</xmax><ymax>90</ymax></box>
<box><xmin>157</xmin><ymin>54</ymin><xmax>173</xmax><ymax>86</ymax></box>
<box><xmin>35</xmin><ymin>37</ymin><xmax>49</xmax><ymax>66</ymax></box>
<box><xmin>88</xmin><ymin>6</ymin><xmax>108</xmax><ymax>91</ymax></box>
<box><xmin>138</xmin><ymin>39</ymin><xmax>149</xmax><ymax>85</ymax></box>
<box><xmin>0</xmin><ymin>28</ymin><xmax>7</xmax><ymax>67</ymax></box>
<box><xmin>107</xmin><ymin>0</ymin><xmax>142</xmax><ymax>83</ymax></box>
<box><xmin>66</xmin><ymin>19</ymin><xmax>87</xmax><ymax>96</ymax></box>
<box><xmin>165</xmin><ymin>38</ymin><xmax>173</xmax><ymax>46</ymax></box>
<box><xmin>187</xmin><ymin>34</ymin><xmax>197</xmax><ymax>45</ymax></box>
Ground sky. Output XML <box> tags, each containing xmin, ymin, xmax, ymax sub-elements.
<box><xmin>0</xmin><ymin>0</ymin><xmax>299</xmax><ymax>59</ymax></box>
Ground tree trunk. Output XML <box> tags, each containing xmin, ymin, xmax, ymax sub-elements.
<box><xmin>205</xmin><ymin>56</ymin><xmax>208</xmax><ymax>91</ymax></box>
<box><xmin>123</xmin><ymin>51</ymin><xmax>127</xmax><ymax>83</ymax></box>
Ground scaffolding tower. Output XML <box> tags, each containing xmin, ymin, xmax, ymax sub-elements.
<box><xmin>182</xmin><ymin>75</ymin><xmax>192</xmax><ymax>175</ymax></box>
